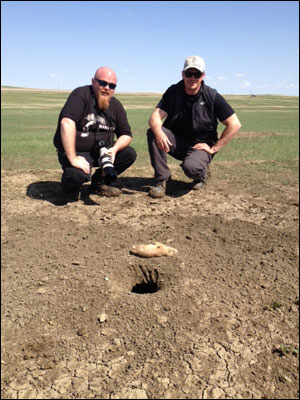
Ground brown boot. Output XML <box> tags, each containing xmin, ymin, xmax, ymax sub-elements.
<box><xmin>192</xmin><ymin>180</ymin><xmax>206</xmax><ymax>190</ymax></box>
<box><xmin>192</xmin><ymin>166</ymin><xmax>210</xmax><ymax>190</ymax></box>
<box><xmin>149</xmin><ymin>180</ymin><xmax>167</xmax><ymax>198</ymax></box>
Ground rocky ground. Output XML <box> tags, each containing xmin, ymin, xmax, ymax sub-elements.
<box><xmin>1</xmin><ymin>165</ymin><xmax>299</xmax><ymax>399</ymax></box>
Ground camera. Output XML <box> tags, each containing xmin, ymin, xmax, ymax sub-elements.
<box><xmin>94</xmin><ymin>140</ymin><xmax>117</xmax><ymax>184</ymax></box>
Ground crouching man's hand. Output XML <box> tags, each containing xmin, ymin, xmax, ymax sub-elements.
<box><xmin>107</xmin><ymin>147</ymin><xmax>117</xmax><ymax>164</ymax></box>
<box><xmin>70</xmin><ymin>155</ymin><xmax>90</xmax><ymax>174</ymax></box>
<box><xmin>192</xmin><ymin>142</ymin><xmax>215</xmax><ymax>155</ymax></box>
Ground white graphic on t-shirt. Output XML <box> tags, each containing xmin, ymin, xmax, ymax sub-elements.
<box><xmin>81</xmin><ymin>113</ymin><xmax>114</xmax><ymax>137</ymax></box>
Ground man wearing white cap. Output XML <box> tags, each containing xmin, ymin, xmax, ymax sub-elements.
<box><xmin>147</xmin><ymin>55</ymin><xmax>241</xmax><ymax>198</ymax></box>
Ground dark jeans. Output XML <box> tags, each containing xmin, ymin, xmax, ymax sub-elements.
<box><xmin>58</xmin><ymin>146</ymin><xmax>137</xmax><ymax>189</ymax></box>
<box><xmin>147</xmin><ymin>128</ymin><xmax>214</xmax><ymax>182</ymax></box>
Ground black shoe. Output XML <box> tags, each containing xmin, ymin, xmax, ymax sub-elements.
<box><xmin>89</xmin><ymin>181</ymin><xmax>121</xmax><ymax>197</ymax></box>
<box><xmin>61</xmin><ymin>185</ymin><xmax>80</xmax><ymax>202</ymax></box>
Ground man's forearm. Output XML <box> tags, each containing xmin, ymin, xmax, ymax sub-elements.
<box><xmin>149</xmin><ymin>117</ymin><xmax>163</xmax><ymax>137</ymax></box>
<box><xmin>211</xmin><ymin>126</ymin><xmax>239</xmax><ymax>153</ymax></box>
<box><xmin>211</xmin><ymin>114</ymin><xmax>241</xmax><ymax>154</ymax></box>
<box><xmin>61</xmin><ymin>118</ymin><xmax>77</xmax><ymax>162</ymax></box>
<box><xmin>112</xmin><ymin>135</ymin><xmax>132</xmax><ymax>153</ymax></box>
<box><xmin>149</xmin><ymin>108</ymin><xmax>168</xmax><ymax>137</ymax></box>
<box><xmin>61</xmin><ymin>117</ymin><xmax>91</xmax><ymax>173</ymax></box>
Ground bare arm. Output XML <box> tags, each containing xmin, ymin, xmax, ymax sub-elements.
<box><xmin>60</xmin><ymin>117</ymin><xmax>90</xmax><ymax>174</ymax></box>
<box><xmin>149</xmin><ymin>108</ymin><xmax>172</xmax><ymax>152</ymax></box>
<box><xmin>193</xmin><ymin>113</ymin><xmax>242</xmax><ymax>154</ymax></box>
<box><xmin>107</xmin><ymin>135</ymin><xmax>132</xmax><ymax>164</ymax></box>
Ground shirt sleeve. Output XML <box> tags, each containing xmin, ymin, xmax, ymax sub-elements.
<box><xmin>215</xmin><ymin>93</ymin><xmax>235</xmax><ymax>122</ymax></box>
<box><xmin>59</xmin><ymin>88</ymin><xmax>86</xmax><ymax>123</ymax></box>
<box><xmin>114</xmin><ymin>100</ymin><xmax>132</xmax><ymax>138</ymax></box>
<box><xmin>156</xmin><ymin>86</ymin><xmax>174</xmax><ymax>114</ymax></box>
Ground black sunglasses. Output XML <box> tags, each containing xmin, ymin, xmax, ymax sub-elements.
<box><xmin>184</xmin><ymin>71</ymin><xmax>202</xmax><ymax>79</ymax></box>
<box><xmin>95</xmin><ymin>78</ymin><xmax>117</xmax><ymax>90</ymax></box>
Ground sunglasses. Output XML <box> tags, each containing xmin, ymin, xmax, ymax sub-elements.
<box><xmin>95</xmin><ymin>78</ymin><xmax>117</xmax><ymax>90</ymax></box>
<box><xmin>184</xmin><ymin>71</ymin><xmax>202</xmax><ymax>79</ymax></box>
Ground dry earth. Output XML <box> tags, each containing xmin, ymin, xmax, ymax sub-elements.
<box><xmin>1</xmin><ymin>165</ymin><xmax>299</xmax><ymax>399</ymax></box>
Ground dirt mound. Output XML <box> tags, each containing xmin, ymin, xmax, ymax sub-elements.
<box><xmin>1</xmin><ymin>167</ymin><xmax>299</xmax><ymax>399</ymax></box>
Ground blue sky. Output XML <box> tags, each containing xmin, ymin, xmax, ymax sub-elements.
<box><xmin>1</xmin><ymin>1</ymin><xmax>299</xmax><ymax>95</ymax></box>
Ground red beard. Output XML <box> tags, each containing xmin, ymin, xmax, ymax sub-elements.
<box><xmin>97</xmin><ymin>92</ymin><xmax>111</xmax><ymax>110</ymax></box>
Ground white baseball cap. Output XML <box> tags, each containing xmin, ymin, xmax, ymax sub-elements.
<box><xmin>183</xmin><ymin>55</ymin><xmax>205</xmax><ymax>73</ymax></box>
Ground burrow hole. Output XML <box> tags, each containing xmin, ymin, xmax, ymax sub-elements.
<box><xmin>131</xmin><ymin>268</ymin><xmax>161</xmax><ymax>294</ymax></box>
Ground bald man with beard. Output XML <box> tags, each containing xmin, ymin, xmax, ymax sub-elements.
<box><xmin>54</xmin><ymin>67</ymin><xmax>137</xmax><ymax>201</ymax></box>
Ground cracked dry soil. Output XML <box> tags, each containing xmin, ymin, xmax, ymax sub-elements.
<box><xmin>1</xmin><ymin>165</ymin><xmax>299</xmax><ymax>399</ymax></box>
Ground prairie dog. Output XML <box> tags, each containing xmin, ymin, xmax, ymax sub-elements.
<box><xmin>131</xmin><ymin>242</ymin><xmax>178</xmax><ymax>258</ymax></box>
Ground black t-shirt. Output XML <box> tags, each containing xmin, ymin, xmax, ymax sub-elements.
<box><xmin>157</xmin><ymin>86</ymin><xmax>234</xmax><ymax>142</ymax></box>
<box><xmin>53</xmin><ymin>85</ymin><xmax>132</xmax><ymax>152</ymax></box>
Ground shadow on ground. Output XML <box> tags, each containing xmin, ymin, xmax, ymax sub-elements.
<box><xmin>26</xmin><ymin>177</ymin><xmax>192</xmax><ymax>206</ymax></box>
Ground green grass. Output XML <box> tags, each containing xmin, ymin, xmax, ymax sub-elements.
<box><xmin>235</xmin><ymin>110</ymin><xmax>298</xmax><ymax>134</ymax></box>
<box><xmin>1</xmin><ymin>89</ymin><xmax>299</xmax><ymax>179</ymax></box>
<box><xmin>214</xmin><ymin>133</ymin><xmax>299</xmax><ymax>162</ymax></box>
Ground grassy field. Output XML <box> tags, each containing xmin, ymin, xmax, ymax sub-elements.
<box><xmin>1</xmin><ymin>88</ymin><xmax>299</xmax><ymax>180</ymax></box>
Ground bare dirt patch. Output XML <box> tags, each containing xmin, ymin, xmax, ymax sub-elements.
<box><xmin>236</xmin><ymin>131</ymin><xmax>294</xmax><ymax>138</ymax></box>
<box><xmin>1</xmin><ymin>166</ymin><xmax>299</xmax><ymax>399</ymax></box>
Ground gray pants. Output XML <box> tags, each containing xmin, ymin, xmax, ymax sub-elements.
<box><xmin>147</xmin><ymin>127</ymin><xmax>213</xmax><ymax>182</ymax></box>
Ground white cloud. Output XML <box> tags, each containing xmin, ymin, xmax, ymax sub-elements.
<box><xmin>235</xmin><ymin>73</ymin><xmax>245</xmax><ymax>78</ymax></box>
<box><xmin>275</xmin><ymin>82</ymin><xmax>286</xmax><ymax>88</ymax></box>
<box><xmin>217</xmin><ymin>76</ymin><xmax>227</xmax><ymax>80</ymax></box>
<box><xmin>50</xmin><ymin>72</ymin><xmax>63</xmax><ymax>78</ymax></box>
<box><xmin>285</xmin><ymin>84</ymin><xmax>298</xmax><ymax>89</ymax></box>
<box><xmin>240</xmin><ymin>81</ymin><xmax>251</xmax><ymax>88</ymax></box>
<box><xmin>275</xmin><ymin>82</ymin><xmax>299</xmax><ymax>90</ymax></box>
